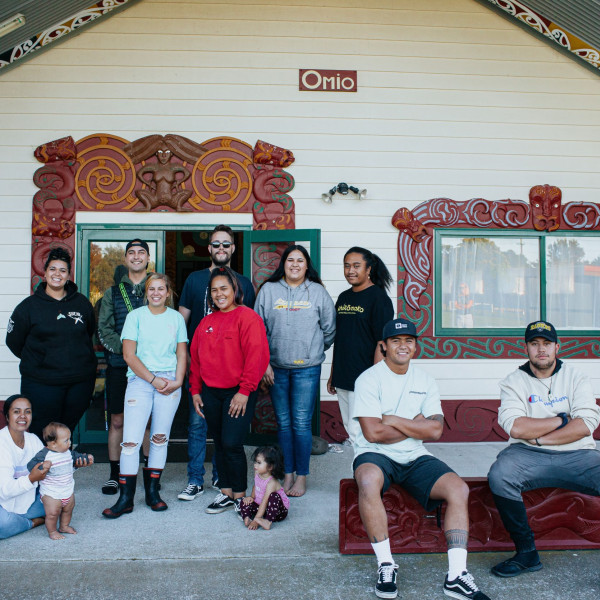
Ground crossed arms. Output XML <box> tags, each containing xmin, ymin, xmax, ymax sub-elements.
<box><xmin>359</xmin><ymin>413</ymin><xmax>444</xmax><ymax>445</ymax></box>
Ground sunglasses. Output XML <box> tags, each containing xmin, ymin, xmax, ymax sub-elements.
<box><xmin>209</xmin><ymin>241</ymin><xmax>233</xmax><ymax>249</ymax></box>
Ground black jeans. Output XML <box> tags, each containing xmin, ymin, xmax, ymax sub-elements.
<box><xmin>21</xmin><ymin>376</ymin><xmax>96</xmax><ymax>439</ymax></box>
<box><xmin>202</xmin><ymin>385</ymin><xmax>257</xmax><ymax>494</ymax></box>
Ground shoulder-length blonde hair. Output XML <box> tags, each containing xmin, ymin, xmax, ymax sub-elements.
<box><xmin>145</xmin><ymin>273</ymin><xmax>174</xmax><ymax>308</ymax></box>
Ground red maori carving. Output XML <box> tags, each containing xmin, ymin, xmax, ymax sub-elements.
<box><xmin>123</xmin><ymin>134</ymin><xmax>207</xmax><ymax>212</ymax></box>
<box><xmin>411</xmin><ymin>197</ymin><xmax>530</xmax><ymax>229</ymax></box>
<box><xmin>34</xmin><ymin>135</ymin><xmax>76</xmax><ymax>163</ymax></box>
<box><xmin>397</xmin><ymin>235</ymin><xmax>431</xmax><ymax>311</ymax></box>
<box><xmin>340</xmin><ymin>478</ymin><xmax>600</xmax><ymax>554</ymax></box>
<box><xmin>391</xmin><ymin>207</ymin><xmax>428</xmax><ymax>242</ymax></box>
<box><xmin>31</xmin><ymin>134</ymin><xmax>297</xmax><ymax>292</ymax></box>
<box><xmin>31</xmin><ymin>137</ymin><xmax>78</xmax><ymax>291</ymax></box>
<box><xmin>562</xmin><ymin>201</ymin><xmax>600</xmax><ymax>230</ymax></box>
<box><xmin>320</xmin><ymin>401</ymin><xmax>349</xmax><ymax>443</ymax></box>
<box><xmin>529</xmin><ymin>184</ymin><xmax>562</xmax><ymax>231</ymax></box>
<box><xmin>251</xmin><ymin>391</ymin><xmax>277</xmax><ymax>434</ymax></box>
<box><xmin>438</xmin><ymin>400</ymin><xmax>507</xmax><ymax>442</ymax></box>
<box><xmin>253</xmin><ymin>140</ymin><xmax>295</xmax><ymax>168</ymax></box>
<box><xmin>252</xmin><ymin>165</ymin><xmax>295</xmax><ymax>230</ymax></box>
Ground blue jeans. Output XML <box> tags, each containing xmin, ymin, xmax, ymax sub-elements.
<box><xmin>0</xmin><ymin>491</ymin><xmax>45</xmax><ymax>540</ymax></box>
<box><xmin>270</xmin><ymin>365</ymin><xmax>321</xmax><ymax>476</ymax></box>
<box><xmin>187</xmin><ymin>391</ymin><xmax>218</xmax><ymax>486</ymax></box>
<box><xmin>120</xmin><ymin>371</ymin><xmax>181</xmax><ymax>475</ymax></box>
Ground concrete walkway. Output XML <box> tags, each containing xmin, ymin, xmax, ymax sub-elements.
<box><xmin>1</xmin><ymin>443</ymin><xmax>598</xmax><ymax>599</ymax></box>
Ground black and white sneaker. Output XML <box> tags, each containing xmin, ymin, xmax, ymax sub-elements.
<box><xmin>443</xmin><ymin>571</ymin><xmax>490</xmax><ymax>600</ymax></box>
<box><xmin>234</xmin><ymin>497</ymin><xmax>243</xmax><ymax>520</ymax></box>
<box><xmin>177</xmin><ymin>484</ymin><xmax>204</xmax><ymax>501</ymax></box>
<box><xmin>101</xmin><ymin>479</ymin><xmax>118</xmax><ymax>495</ymax></box>
<box><xmin>375</xmin><ymin>562</ymin><xmax>398</xmax><ymax>599</ymax></box>
<box><xmin>211</xmin><ymin>479</ymin><xmax>220</xmax><ymax>491</ymax></box>
<box><xmin>205</xmin><ymin>492</ymin><xmax>235</xmax><ymax>514</ymax></box>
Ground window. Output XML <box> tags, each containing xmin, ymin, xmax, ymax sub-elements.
<box><xmin>436</xmin><ymin>231</ymin><xmax>600</xmax><ymax>335</ymax></box>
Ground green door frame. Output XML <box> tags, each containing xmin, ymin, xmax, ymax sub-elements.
<box><xmin>75</xmin><ymin>223</ymin><xmax>253</xmax><ymax>443</ymax></box>
<box><xmin>243</xmin><ymin>229</ymin><xmax>322</xmax><ymax>440</ymax></box>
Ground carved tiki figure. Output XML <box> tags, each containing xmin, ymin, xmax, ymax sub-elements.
<box><xmin>530</xmin><ymin>184</ymin><xmax>562</xmax><ymax>231</ymax></box>
<box><xmin>123</xmin><ymin>134</ymin><xmax>208</xmax><ymax>211</ymax></box>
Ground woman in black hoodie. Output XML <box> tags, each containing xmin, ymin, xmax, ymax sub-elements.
<box><xmin>6</xmin><ymin>248</ymin><xmax>97</xmax><ymax>438</ymax></box>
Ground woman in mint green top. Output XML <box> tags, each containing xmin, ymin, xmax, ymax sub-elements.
<box><xmin>103</xmin><ymin>273</ymin><xmax>187</xmax><ymax>519</ymax></box>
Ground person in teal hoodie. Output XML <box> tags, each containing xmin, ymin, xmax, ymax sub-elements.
<box><xmin>256</xmin><ymin>245</ymin><xmax>335</xmax><ymax>497</ymax></box>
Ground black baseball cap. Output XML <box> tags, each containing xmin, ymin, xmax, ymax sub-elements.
<box><xmin>382</xmin><ymin>318</ymin><xmax>419</xmax><ymax>340</ymax></box>
<box><xmin>125</xmin><ymin>239</ymin><xmax>150</xmax><ymax>254</ymax></box>
<box><xmin>524</xmin><ymin>320</ymin><xmax>558</xmax><ymax>343</ymax></box>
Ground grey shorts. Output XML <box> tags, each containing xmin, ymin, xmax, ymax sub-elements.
<box><xmin>353</xmin><ymin>452</ymin><xmax>455</xmax><ymax>511</ymax></box>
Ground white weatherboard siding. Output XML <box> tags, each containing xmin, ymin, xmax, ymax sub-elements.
<box><xmin>1</xmin><ymin>0</ymin><xmax>599</xmax><ymax>400</ymax></box>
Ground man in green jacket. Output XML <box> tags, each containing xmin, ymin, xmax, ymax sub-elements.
<box><xmin>97</xmin><ymin>239</ymin><xmax>150</xmax><ymax>494</ymax></box>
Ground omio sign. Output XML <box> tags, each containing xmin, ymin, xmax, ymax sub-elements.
<box><xmin>299</xmin><ymin>69</ymin><xmax>357</xmax><ymax>92</ymax></box>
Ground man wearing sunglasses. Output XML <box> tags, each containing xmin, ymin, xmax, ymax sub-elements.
<box><xmin>177</xmin><ymin>225</ymin><xmax>256</xmax><ymax>501</ymax></box>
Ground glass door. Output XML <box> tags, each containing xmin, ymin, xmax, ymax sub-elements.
<box><xmin>243</xmin><ymin>229</ymin><xmax>321</xmax><ymax>444</ymax></box>
<box><xmin>76</xmin><ymin>227</ymin><xmax>164</xmax><ymax>444</ymax></box>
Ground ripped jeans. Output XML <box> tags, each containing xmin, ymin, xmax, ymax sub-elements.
<box><xmin>120</xmin><ymin>371</ymin><xmax>181</xmax><ymax>475</ymax></box>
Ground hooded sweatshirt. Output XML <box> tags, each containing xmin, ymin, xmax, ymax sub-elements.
<box><xmin>6</xmin><ymin>281</ymin><xmax>97</xmax><ymax>385</ymax></box>
<box><xmin>498</xmin><ymin>359</ymin><xmax>600</xmax><ymax>451</ymax></box>
<box><xmin>255</xmin><ymin>279</ymin><xmax>336</xmax><ymax>369</ymax></box>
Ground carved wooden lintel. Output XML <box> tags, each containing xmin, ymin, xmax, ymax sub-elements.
<box><xmin>30</xmin><ymin>135</ymin><xmax>296</xmax><ymax>291</ymax></box>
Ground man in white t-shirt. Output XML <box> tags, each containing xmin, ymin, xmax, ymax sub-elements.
<box><xmin>352</xmin><ymin>318</ymin><xmax>490</xmax><ymax>600</ymax></box>
<box><xmin>488</xmin><ymin>320</ymin><xmax>600</xmax><ymax>578</ymax></box>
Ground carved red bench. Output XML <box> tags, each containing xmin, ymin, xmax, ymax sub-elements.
<box><xmin>339</xmin><ymin>477</ymin><xmax>600</xmax><ymax>554</ymax></box>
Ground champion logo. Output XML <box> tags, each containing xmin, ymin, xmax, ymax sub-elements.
<box><xmin>206</xmin><ymin>326</ymin><xmax>213</xmax><ymax>333</ymax></box>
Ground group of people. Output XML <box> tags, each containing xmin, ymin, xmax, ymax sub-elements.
<box><xmin>1</xmin><ymin>227</ymin><xmax>599</xmax><ymax>600</ymax></box>
<box><xmin>1</xmin><ymin>225</ymin><xmax>370</xmax><ymax>536</ymax></box>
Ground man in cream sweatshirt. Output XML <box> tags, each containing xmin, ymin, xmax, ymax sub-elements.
<box><xmin>488</xmin><ymin>320</ymin><xmax>600</xmax><ymax>578</ymax></box>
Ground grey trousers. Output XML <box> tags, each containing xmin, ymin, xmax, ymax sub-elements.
<box><xmin>488</xmin><ymin>443</ymin><xmax>600</xmax><ymax>501</ymax></box>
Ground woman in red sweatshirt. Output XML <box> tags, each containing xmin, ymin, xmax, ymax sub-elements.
<box><xmin>189</xmin><ymin>267</ymin><xmax>269</xmax><ymax>517</ymax></box>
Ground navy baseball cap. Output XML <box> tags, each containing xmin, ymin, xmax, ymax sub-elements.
<box><xmin>382</xmin><ymin>318</ymin><xmax>419</xmax><ymax>340</ymax></box>
<box><xmin>524</xmin><ymin>320</ymin><xmax>558</xmax><ymax>343</ymax></box>
<box><xmin>125</xmin><ymin>239</ymin><xmax>150</xmax><ymax>254</ymax></box>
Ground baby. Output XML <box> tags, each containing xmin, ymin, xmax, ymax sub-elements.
<box><xmin>27</xmin><ymin>422</ymin><xmax>94</xmax><ymax>540</ymax></box>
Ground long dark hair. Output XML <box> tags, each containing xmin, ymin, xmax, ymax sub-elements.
<box><xmin>264</xmin><ymin>244</ymin><xmax>323</xmax><ymax>287</ymax></box>
<box><xmin>344</xmin><ymin>246</ymin><xmax>392</xmax><ymax>292</ymax></box>
<box><xmin>207</xmin><ymin>267</ymin><xmax>244</xmax><ymax>310</ymax></box>
<box><xmin>251</xmin><ymin>445</ymin><xmax>285</xmax><ymax>480</ymax></box>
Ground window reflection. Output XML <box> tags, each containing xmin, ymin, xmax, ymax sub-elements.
<box><xmin>546</xmin><ymin>237</ymin><xmax>600</xmax><ymax>329</ymax></box>
<box><xmin>441</xmin><ymin>236</ymin><xmax>540</xmax><ymax>329</ymax></box>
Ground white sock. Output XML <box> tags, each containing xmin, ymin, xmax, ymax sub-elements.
<box><xmin>447</xmin><ymin>548</ymin><xmax>468</xmax><ymax>580</ymax></box>
<box><xmin>372</xmin><ymin>539</ymin><xmax>394</xmax><ymax>566</ymax></box>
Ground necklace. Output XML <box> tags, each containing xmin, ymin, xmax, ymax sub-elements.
<box><xmin>537</xmin><ymin>375</ymin><xmax>553</xmax><ymax>397</ymax></box>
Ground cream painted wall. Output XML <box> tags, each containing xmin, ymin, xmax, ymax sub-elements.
<box><xmin>1</xmin><ymin>0</ymin><xmax>599</xmax><ymax>398</ymax></box>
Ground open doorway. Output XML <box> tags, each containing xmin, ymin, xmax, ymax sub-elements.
<box><xmin>165</xmin><ymin>229</ymin><xmax>246</xmax><ymax>441</ymax></box>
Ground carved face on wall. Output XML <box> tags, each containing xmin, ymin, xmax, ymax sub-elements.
<box><xmin>391</xmin><ymin>207</ymin><xmax>428</xmax><ymax>243</ymax></box>
<box><xmin>156</xmin><ymin>145</ymin><xmax>172</xmax><ymax>164</ymax></box>
<box><xmin>530</xmin><ymin>184</ymin><xmax>561</xmax><ymax>231</ymax></box>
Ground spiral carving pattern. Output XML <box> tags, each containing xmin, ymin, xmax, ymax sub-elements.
<box><xmin>190</xmin><ymin>139</ymin><xmax>253</xmax><ymax>212</ymax></box>
<box><xmin>75</xmin><ymin>135</ymin><xmax>136</xmax><ymax>209</ymax></box>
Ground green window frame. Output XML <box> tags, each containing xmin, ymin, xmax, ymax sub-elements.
<box><xmin>434</xmin><ymin>228</ymin><xmax>600</xmax><ymax>337</ymax></box>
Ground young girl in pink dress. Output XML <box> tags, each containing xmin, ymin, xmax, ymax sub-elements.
<box><xmin>241</xmin><ymin>446</ymin><xmax>289</xmax><ymax>530</ymax></box>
